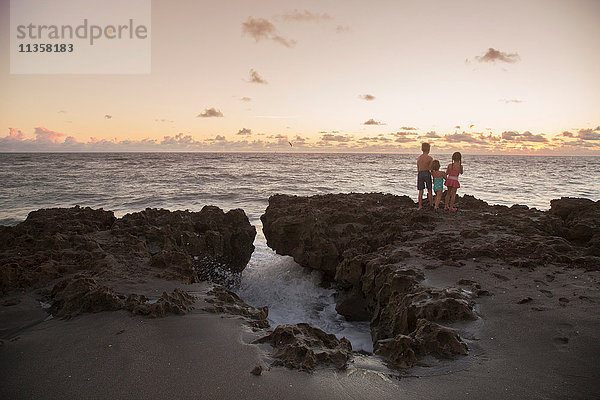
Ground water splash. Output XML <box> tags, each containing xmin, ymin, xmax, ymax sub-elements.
<box><xmin>237</xmin><ymin>237</ymin><xmax>373</xmax><ymax>353</ymax></box>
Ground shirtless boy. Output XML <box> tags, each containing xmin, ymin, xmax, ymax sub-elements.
<box><xmin>416</xmin><ymin>142</ymin><xmax>433</xmax><ymax>210</ymax></box>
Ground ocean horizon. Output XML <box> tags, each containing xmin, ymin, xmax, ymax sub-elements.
<box><xmin>1</xmin><ymin>152</ymin><xmax>599</xmax><ymax>227</ymax></box>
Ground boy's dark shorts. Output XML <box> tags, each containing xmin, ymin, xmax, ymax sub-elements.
<box><xmin>417</xmin><ymin>170</ymin><xmax>432</xmax><ymax>190</ymax></box>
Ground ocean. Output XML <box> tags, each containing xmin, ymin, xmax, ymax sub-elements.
<box><xmin>1</xmin><ymin>152</ymin><xmax>599</xmax><ymax>351</ymax></box>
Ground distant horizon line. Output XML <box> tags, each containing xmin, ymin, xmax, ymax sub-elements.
<box><xmin>0</xmin><ymin>150</ymin><xmax>598</xmax><ymax>157</ymax></box>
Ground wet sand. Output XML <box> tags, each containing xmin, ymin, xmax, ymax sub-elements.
<box><xmin>1</xmin><ymin>262</ymin><xmax>599</xmax><ymax>400</ymax></box>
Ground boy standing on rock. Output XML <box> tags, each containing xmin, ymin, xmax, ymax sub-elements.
<box><xmin>417</xmin><ymin>142</ymin><xmax>433</xmax><ymax>210</ymax></box>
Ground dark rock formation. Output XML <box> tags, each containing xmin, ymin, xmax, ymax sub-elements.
<box><xmin>373</xmin><ymin>319</ymin><xmax>468</xmax><ymax>369</ymax></box>
<box><xmin>0</xmin><ymin>206</ymin><xmax>115</xmax><ymax>293</ymax></box>
<box><xmin>254</xmin><ymin>323</ymin><xmax>352</xmax><ymax>371</ymax></box>
<box><xmin>261</xmin><ymin>193</ymin><xmax>600</xmax><ymax>369</ymax></box>
<box><xmin>48</xmin><ymin>276</ymin><xmax>196</xmax><ymax>319</ymax></box>
<box><xmin>129</xmin><ymin>288</ymin><xmax>197</xmax><ymax>318</ymax></box>
<box><xmin>546</xmin><ymin>197</ymin><xmax>600</xmax><ymax>256</ymax></box>
<box><xmin>0</xmin><ymin>205</ymin><xmax>256</xmax><ymax>294</ymax></box>
<box><xmin>203</xmin><ymin>284</ymin><xmax>269</xmax><ymax>329</ymax></box>
<box><xmin>49</xmin><ymin>276</ymin><xmax>122</xmax><ymax>318</ymax></box>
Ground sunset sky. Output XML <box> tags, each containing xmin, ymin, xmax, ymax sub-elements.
<box><xmin>1</xmin><ymin>0</ymin><xmax>599</xmax><ymax>153</ymax></box>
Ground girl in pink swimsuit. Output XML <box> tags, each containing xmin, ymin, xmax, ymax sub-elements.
<box><xmin>444</xmin><ymin>152</ymin><xmax>463</xmax><ymax>211</ymax></box>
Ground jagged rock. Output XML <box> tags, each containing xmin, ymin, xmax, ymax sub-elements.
<box><xmin>371</xmin><ymin>287</ymin><xmax>476</xmax><ymax>344</ymax></box>
<box><xmin>261</xmin><ymin>193</ymin><xmax>415</xmax><ymax>279</ymax></box>
<box><xmin>48</xmin><ymin>276</ymin><xmax>197</xmax><ymax>319</ymax></box>
<box><xmin>129</xmin><ymin>288</ymin><xmax>196</xmax><ymax>318</ymax></box>
<box><xmin>49</xmin><ymin>276</ymin><xmax>124</xmax><ymax>318</ymax></box>
<box><xmin>545</xmin><ymin>198</ymin><xmax>600</xmax><ymax>252</ymax></box>
<box><xmin>373</xmin><ymin>334</ymin><xmax>418</xmax><ymax>369</ymax></box>
<box><xmin>254</xmin><ymin>323</ymin><xmax>352</xmax><ymax>371</ymax></box>
<box><xmin>0</xmin><ymin>207</ymin><xmax>115</xmax><ymax>293</ymax></box>
<box><xmin>373</xmin><ymin>319</ymin><xmax>468</xmax><ymax>369</ymax></box>
<box><xmin>0</xmin><ymin>205</ymin><xmax>256</xmax><ymax>293</ymax></box>
<box><xmin>203</xmin><ymin>285</ymin><xmax>269</xmax><ymax>328</ymax></box>
<box><xmin>412</xmin><ymin>319</ymin><xmax>468</xmax><ymax>358</ymax></box>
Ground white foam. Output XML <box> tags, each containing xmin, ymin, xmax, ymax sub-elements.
<box><xmin>238</xmin><ymin>236</ymin><xmax>373</xmax><ymax>353</ymax></box>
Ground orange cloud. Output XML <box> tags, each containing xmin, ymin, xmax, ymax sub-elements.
<box><xmin>34</xmin><ymin>127</ymin><xmax>66</xmax><ymax>143</ymax></box>
<box><xmin>7</xmin><ymin>128</ymin><xmax>25</xmax><ymax>140</ymax></box>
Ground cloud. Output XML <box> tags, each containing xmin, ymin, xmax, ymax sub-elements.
<box><xmin>197</xmin><ymin>108</ymin><xmax>224</xmax><ymax>118</ymax></box>
<box><xmin>248</xmin><ymin>69</ymin><xmax>268</xmax><ymax>84</ymax></box>
<box><xmin>237</xmin><ymin>128</ymin><xmax>252</xmax><ymax>135</ymax></box>
<box><xmin>7</xmin><ymin>128</ymin><xmax>25</xmax><ymax>140</ymax></box>
<box><xmin>35</xmin><ymin>127</ymin><xmax>66</xmax><ymax>142</ymax></box>
<box><xmin>363</xmin><ymin>118</ymin><xmax>384</xmax><ymax>125</ymax></box>
<box><xmin>502</xmin><ymin>130</ymin><xmax>547</xmax><ymax>142</ymax></box>
<box><xmin>293</xmin><ymin>135</ymin><xmax>307</xmax><ymax>144</ymax></box>
<box><xmin>161</xmin><ymin>133</ymin><xmax>196</xmax><ymax>146</ymax></box>
<box><xmin>359</xmin><ymin>136</ymin><xmax>392</xmax><ymax>143</ymax></box>
<box><xmin>443</xmin><ymin>133</ymin><xmax>487</xmax><ymax>144</ymax></box>
<box><xmin>321</xmin><ymin>134</ymin><xmax>352</xmax><ymax>142</ymax></box>
<box><xmin>242</xmin><ymin>17</ymin><xmax>276</xmax><ymax>41</ymax></box>
<box><xmin>242</xmin><ymin>17</ymin><xmax>296</xmax><ymax>48</ymax></box>
<box><xmin>264</xmin><ymin>134</ymin><xmax>289</xmax><ymax>146</ymax></box>
<box><xmin>595</xmin><ymin>126</ymin><xmax>600</xmax><ymax>131</ymax></box>
<box><xmin>520</xmin><ymin>131</ymin><xmax>548</xmax><ymax>142</ymax></box>
<box><xmin>578</xmin><ymin>129</ymin><xmax>600</xmax><ymax>140</ymax></box>
<box><xmin>423</xmin><ymin>131</ymin><xmax>440</xmax><ymax>138</ymax></box>
<box><xmin>104</xmin><ymin>114</ymin><xmax>112</xmax><ymax>119</ymax></box>
<box><xmin>500</xmin><ymin>99</ymin><xmax>523</xmax><ymax>104</ymax></box>
<box><xmin>58</xmin><ymin>110</ymin><xmax>67</xmax><ymax>114</ymax></box>
<box><xmin>240</xmin><ymin>97</ymin><xmax>252</xmax><ymax>102</ymax></box>
<box><xmin>562</xmin><ymin>131</ymin><xmax>574</xmax><ymax>137</ymax></box>
<box><xmin>391</xmin><ymin>131</ymin><xmax>417</xmax><ymax>137</ymax></box>
<box><xmin>501</xmin><ymin>131</ymin><xmax>520</xmax><ymax>141</ymax></box>
<box><xmin>400</xmin><ymin>126</ymin><xmax>418</xmax><ymax>131</ymax></box>
<box><xmin>359</xmin><ymin>94</ymin><xmax>375</xmax><ymax>101</ymax></box>
<box><xmin>474</xmin><ymin>48</ymin><xmax>520</xmax><ymax>64</ymax></box>
<box><xmin>2</xmin><ymin>127</ymin><xmax>597</xmax><ymax>154</ymax></box>
<box><xmin>281</xmin><ymin>10</ymin><xmax>332</xmax><ymax>22</ymax></box>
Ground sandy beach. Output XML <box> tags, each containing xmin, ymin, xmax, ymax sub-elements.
<box><xmin>1</xmin><ymin>195</ymin><xmax>600</xmax><ymax>399</ymax></box>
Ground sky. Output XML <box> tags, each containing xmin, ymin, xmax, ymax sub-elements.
<box><xmin>1</xmin><ymin>0</ymin><xmax>599</xmax><ymax>154</ymax></box>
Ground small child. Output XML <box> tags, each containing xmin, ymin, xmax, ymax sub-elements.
<box><xmin>416</xmin><ymin>142</ymin><xmax>433</xmax><ymax>210</ymax></box>
<box><xmin>444</xmin><ymin>152</ymin><xmax>463</xmax><ymax>211</ymax></box>
<box><xmin>430</xmin><ymin>160</ymin><xmax>447</xmax><ymax>210</ymax></box>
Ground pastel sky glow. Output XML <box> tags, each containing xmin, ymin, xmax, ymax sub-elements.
<box><xmin>1</xmin><ymin>0</ymin><xmax>599</xmax><ymax>153</ymax></box>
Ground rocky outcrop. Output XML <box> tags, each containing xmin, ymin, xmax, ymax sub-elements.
<box><xmin>545</xmin><ymin>197</ymin><xmax>600</xmax><ymax>256</ymax></box>
<box><xmin>254</xmin><ymin>323</ymin><xmax>352</xmax><ymax>371</ymax></box>
<box><xmin>261</xmin><ymin>193</ymin><xmax>600</xmax><ymax>368</ymax></box>
<box><xmin>0</xmin><ymin>205</ymin><xmax>256</xmax><ymax>294</ymax></box>
<box><xmin>48</xmin><ymin>276</ymin><xmax>196</xmax><ymax>319</ymax></box>
<box><xmin>203</xmin><ymin>284</ymin><xmax>269</xmax><ymax>329</ymax></box>
<box><xmin>374</xmin><ymin>319</ymin><xmax>468</xmax><ymax>369</ymax></box>
<box><xmin>0</xmin><ymin>207</ymin><xmax>116</xmax><ymax>293</ymax></box>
